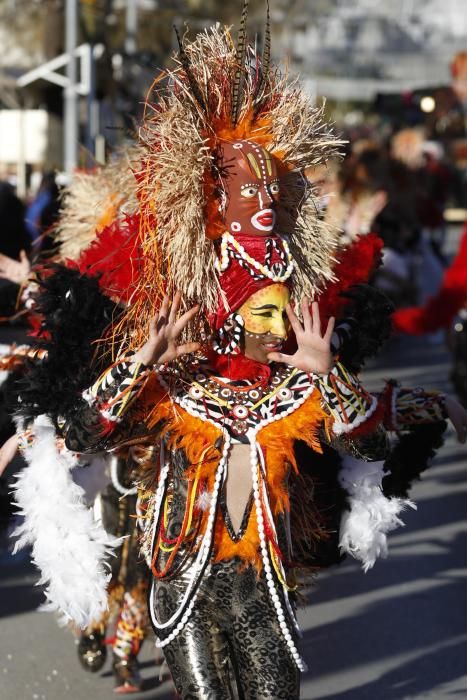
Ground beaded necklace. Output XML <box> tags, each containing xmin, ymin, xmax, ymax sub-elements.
<box><xmin>216</xmin><ymin>231</ymin><xmax>294</xmax><ymax>282</ymax></box>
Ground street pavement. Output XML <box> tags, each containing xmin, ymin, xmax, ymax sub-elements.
<box><xmin>300</xmin><ymin>334</ymin><xmax>467</xmax><ymax>699</ymax></box>
<box><xmin>1</xmin><ymin>317</ymin><xmax>466</xmax><ymax>699</ymax></box>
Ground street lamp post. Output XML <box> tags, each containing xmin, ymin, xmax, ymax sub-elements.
<box><xmin>64</xmin><ymin>0</ymin><xmax>78</xmax><ymax>175</ymax></box>
<box><xmin>126</xmin><ymin>0</ymin><xmax>138</xmax><ymax>55</ymax></box>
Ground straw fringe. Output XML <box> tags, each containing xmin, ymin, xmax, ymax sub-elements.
<box><xmin>56</xmin><ymin>156</ymin><xmax>139</xmax><ymax>262</ymax></box>
<box><xmin>119</xmin><ymin>26</ymin><xmax>343</xmax><ymax>349</ymax></box>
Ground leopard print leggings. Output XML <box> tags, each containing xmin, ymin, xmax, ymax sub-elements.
<box><xmin>151</xmin><ymin>560</ymin><xmax>300</xmax><ymax>699</ymax></box>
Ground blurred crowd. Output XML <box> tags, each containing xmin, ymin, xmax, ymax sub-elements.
<box><xmin>310</xmin><ymin>126</ymin><xmax>461</xmax><ymax>311</ymax></box>
<box><xmin>314</xmin><ymin>102</ymin><xmax>467</xmax><ymax>397</ymax></box>
<box><xmin>0</xmin><ymin>171</ymin><xmax>60</xmax><ymax>317</ymax></box>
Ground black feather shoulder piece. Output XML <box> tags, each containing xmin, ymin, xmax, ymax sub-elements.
<box><xmin>15</xmin><ymin>265</ymin><xmax>120</xmax><ymax>431</ymax></box>
<box><xmin>336</xmin><ymin>284</ymin><xmax>394</xmax><ymax>372</ymax></box>
<box><xmin>382</xmin><ymin>421</ymin><xmax>447</xmax><ymax>499</ymax></box>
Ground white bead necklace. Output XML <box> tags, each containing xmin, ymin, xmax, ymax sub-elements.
<box><xmin>257</xmin><ymin>443</ymin><xmax>301</xmax><ymax>635</ymax></box>
<box><xmin>151</xmin><ymin>435</ymin><xmax>230</xmax><ymax>647</ymax></box>
<box><xmin>249</xmin><ymin>429</ymin><xmax>307</xmax><ymax>672</ymax></box>
<box><xmin>110</xmin><ymin>455</ymin><xmax>137</xmax><ymax>496</ymax></box>
<box><xmin>216</xmin><ymin>231</ymin><xmax>294</xmax><ymax>282</ymax></box>
<box><xmin>152</xmin><ymin>369</ymin><xmax>315</xmax><ymax>659</ymax></box>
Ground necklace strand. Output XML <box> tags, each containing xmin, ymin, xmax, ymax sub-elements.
<box><xmin>216</xmin><ymin>232</ymin><xmax>294</xmax><ymax>282</ymax></box>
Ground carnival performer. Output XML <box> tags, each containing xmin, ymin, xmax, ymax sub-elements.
<box><xmin>9</xmin><ymin>14</ymin><xmax>467</xmax><ymax>700</ymax></box>
<box><xmin>59</xmin><ymin>22</ymin><xmax>466</xmax><ymax>697</ymax></box>
<box><xmin>393</xmin><ymin>222</ymin><xmax>467</xmax><ymax>337</ymax></box>
<box><xmin>393</xmin><ymin>221</ymin><xmax>467</xmax><ymax>404</ymax></box>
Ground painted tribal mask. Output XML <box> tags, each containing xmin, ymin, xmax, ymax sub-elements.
<box><xmin>220</xmin><ymin>140</ymin><xmax>280</xmax><ymax>236</ymax></box>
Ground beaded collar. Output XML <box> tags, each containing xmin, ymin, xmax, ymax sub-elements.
<box><xmin>215</xmin><ymin>231</ymin><xmax>294</xmax><ymax>282</ymax></box>
<box><xmin>158</xmin><ymin>359</ymin><xmax>315</xmax><ymax>439</ymax></box>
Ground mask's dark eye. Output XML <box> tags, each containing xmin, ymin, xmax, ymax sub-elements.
<box><xmin>269</xmin><ymin>182</ymin><xmax>280</xmax><ymax>195</ymax></box>
<box><xmin>252</xmin><ymin>311</ymin><xmax>273</xmax><ymax>318</ymax></box>
<box><xmin>241</xmin><ymin>186</ymin><xmax>259</xmax><ymax>198</ymax></box>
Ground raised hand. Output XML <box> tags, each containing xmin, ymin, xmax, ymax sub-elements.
<box><xmin>444</xmin><ymin>394</ymin><xmax>467</xmax><ymax>444</ymax></box>
<box><xmin>267</xmin><ymin>299</ymin><xmax>335</xmax><ymax>374</ymax></box>
<box><xmin>0</xmin><ymin>250</ymin><xmax>31</xmax><ymax>285</ymax></box>
<box><xmin>131</xmin><ymin>292</ymin><xmax>201</xmax><ymax>366</ymax></box>
<box><xmin>0</xmin><ymin>434</ymin><xmax>18</xmax><ymax>477</ymax></box>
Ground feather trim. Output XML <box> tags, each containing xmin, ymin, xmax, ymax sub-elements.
<box><xmin>56</xmin><ymin>158</ymin><xmax>139</xmax><ymax>262</ymax></box>
<box><xmin>338</xmin><ymin>455</ymin><xmax>415</xmax><ymax>572</ymax></box>
<box><xmin>141</xmin><ymin>386</ymin><xmax>328</xmax><ymax>570</ymax></box>
<box><xmin>12</xmin><ymin>415</ymin><xmax>121</xmax><ymax>628</ymax></box>
<box><xmin>319</xmin><ymin>233</ymin><xmax>384</xmax><ymax>322</ymax></box>
<box><xmin>232</xmin><ymin>0</ymin><xmax>250</xmax><ymax>125</ymax></box>
<box><xmin>382</xmin><ymin>421</ymin><xmax>446</xmax><ymax>499</ymax></box>
<box><xmin>14</xmin><ymin>266</ymin><xmax>118</xmax><ymax>429</ymax></box>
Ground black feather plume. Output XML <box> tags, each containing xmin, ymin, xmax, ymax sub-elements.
<box><xmin>14</xmin><ymin>265</ymin><xmax>120</xmax><ymax>432</ymax></box>
<box><xmin>337</xmin><ymin>284</ymin><xmax>394</xmax><ymax>372</ymax></box>
<box><xmin>382</xmin><ymin>421</ymin><xmax>446</xmax><ymax>498</ymax></box>
<box><xmin>174</xmin><ymin>25</ymin><xmax>207</xmax><ymax>114</ymax></box>
<box><xmin>231</xmin><ymin>0</ymin><xmax>249</xmax><ymax>125</ymax></box>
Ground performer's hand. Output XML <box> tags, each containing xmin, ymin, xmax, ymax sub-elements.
<box><xmin>267</xmin><ymin>299</ymin><xmax>335</xmax><ymax>374</ymax></box>
<box><xmin>131</xmin><ymin>292</ymin><xmax>200</xmax><ymax>366</ymax></box>
<box><xmin>0</xmin><ymin>250</ymin><xmax>31</xmax><ymax>285</ymax></box>
<box><xmin>444</xmin><ymin>394</ymin><xmax>467</xmax><ymax>443</ymax></box>
<box><xmin>0</xmin><ymin>435</ymin><xmax>18</xmax><ymax>477</ymax></box>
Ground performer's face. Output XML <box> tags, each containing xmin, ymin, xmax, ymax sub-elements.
<box><xmin>221</xmin><ymin>140</ymin><xmax>280</xmax><ymax>236</ymax></box>
<box><xmin>238</xmin><ymin>284</ymin><xmax>290</xmax><ymax>364</ymax></box>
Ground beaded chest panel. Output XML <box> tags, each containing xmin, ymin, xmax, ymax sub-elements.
<box><xmin>158</xmin><ymin>361</ymin><xmax>315</xmax><ymax>438</ymax></box>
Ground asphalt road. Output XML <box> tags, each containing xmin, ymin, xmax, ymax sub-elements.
<box><xmin>1</xmin><ymin>308</ymin><xmax>466</xmax><ymax>699</ymax></box>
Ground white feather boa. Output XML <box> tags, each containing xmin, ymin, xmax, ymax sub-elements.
<box><xmin>338</xmin><ymin>456</ymin><xmax>416</xmax><ymax>572</ymax></box>
<box><xmin>12</xmin><ymin>415</ymin><xmax>121</xmax><ymax>628</ymax></box>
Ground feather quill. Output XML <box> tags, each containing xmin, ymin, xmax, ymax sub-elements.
<box><xmin>174</xmin><ymin>25</ymin><xmax>207</xmax><ymax>114</ymax></box>
<box><xmin>253</xmin><ymin>0</ymin><xmax>271</xmax><ymax>111</ymax></box>
<box><xmin>232</xmin><ymin>0</ymin><xmax>249</xmax><ymax>124</ymax></box>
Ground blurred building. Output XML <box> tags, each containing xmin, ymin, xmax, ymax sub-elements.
<box><xmin>271</xmin><ymin>0</ymin><xmax>467</xmax><ymax>100</ymax></box>
<box><xmin>0</xmin><ymin>0</ymin><xmax>466</xmax><ymax>181</ymax></box>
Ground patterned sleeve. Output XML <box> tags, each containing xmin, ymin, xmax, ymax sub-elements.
<box><xmin>65</xmin><ymin>359</ymin><xmax>155</xmax><ymax>453</ymax></box>
<box><xmin>382</xmin><ymin>381</ymin><xmax>447</xmax><ymax>431</ymax></box>
<box><xmin>82</xmin><ymin>359</ymin><xmax>152</xmax><ymax>422</ymax></box>
<box><xmin>314</xmin><ymin>362</ymin><xmax>378</xmax><ymax>435</ymax></box>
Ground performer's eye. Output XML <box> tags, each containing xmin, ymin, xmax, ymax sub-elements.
<box><xmin>252</xmin><ymin>311</ymin><xmax>273</xmax><ymax>318</ymax></box>
<box><xmin>241</xmin><ymin>185</ymin><xmax>259</xmax><ymax>198</ymax></box>
<box><xmin>269</xmin><ymin>182</ymin><xmax>280</xmax><ymax>195</ymax></box>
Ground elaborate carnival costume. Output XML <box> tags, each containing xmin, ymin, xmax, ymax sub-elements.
<box><xmin>57</xmin><ymin>20</ymin><xmax>455</xmax><ymax>698</ymax></box>
<box><xmin>7</xmin><ymin>13</ymin><xmax>466</xmax><ymax>700</ymax></box>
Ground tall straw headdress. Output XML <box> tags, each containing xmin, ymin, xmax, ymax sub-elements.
<box><xmin>117</xmin><ymin>4</ymin><xmax>344</xmax><ymax>350</ymax></box>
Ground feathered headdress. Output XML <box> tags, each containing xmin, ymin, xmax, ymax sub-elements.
<box><xmin>115</xmin><ymin>6</ymin><xmax>343</xmax><ymax>350</ymax></box>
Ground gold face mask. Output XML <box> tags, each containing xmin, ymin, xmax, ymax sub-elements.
<box><xmin>239</xmin><ymin>284</ymin><xmax>290</xmax><ymax>338</ymax></box>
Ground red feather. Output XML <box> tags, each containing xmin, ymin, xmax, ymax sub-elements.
<box><xmin>393</xmin><ymin>223</ymin><xmax>467</xmax><ymax>335</ymax></box>
<box><xmin>319</xmin><ymin>233</ymin><xmax>384</xmax><ymax>321</ymax></box>
<box><xmin>71</xmin><ymin>214</ymin><xmax>144</xmax><ymax>303</ymax></box>
<box><xmin>206</xmin><ymin>349</ymin><xmax>272</xmax><ymax>382</ymax></box>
